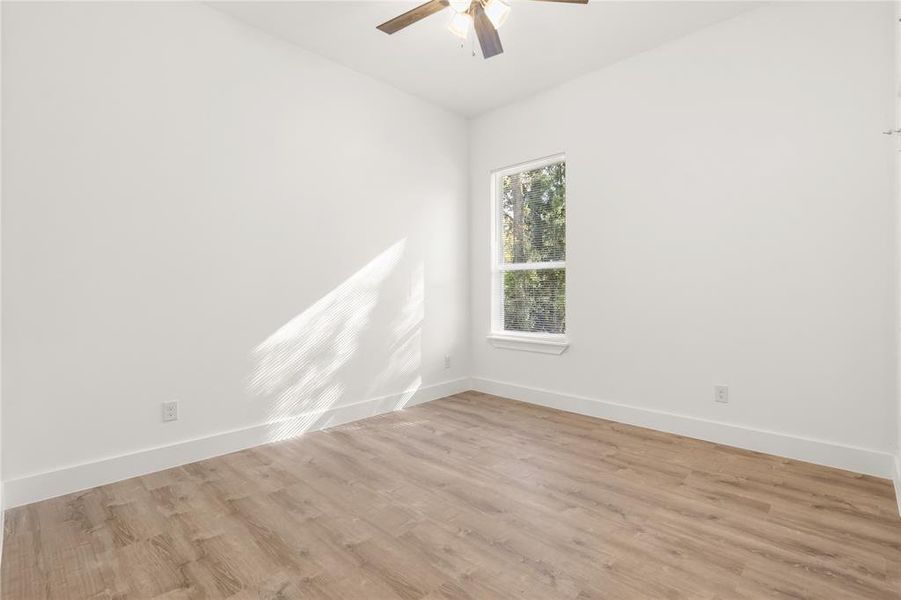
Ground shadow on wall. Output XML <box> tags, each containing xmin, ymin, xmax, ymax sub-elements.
<box><xmin>247</xmin><ymin>239</ymin><xmax>424</xmax><ymax>442</ymax></box>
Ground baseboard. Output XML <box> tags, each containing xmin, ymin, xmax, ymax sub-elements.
<box><xmin>471</xmin><ymin>377</ymin><xmax>897</xmax><ymax>480</ymax></box>
<box><xmin>3</xmin><ymin>377</ymin><xmax>472</xmax><ymax>509</ymax></box>
<box><xmin>894</xmin><ymin>456</ymin><xmax>901</xmax><ymax>518</ymax></box>
<box><xmin>5</xmin><ymin>376</ymin><xmax>895</xmax><ymax>513</ymax></box>
<box><xmin>0</xmin><ymin>481</ymin><xmax>5</xmax><ymax>565</ymax></box>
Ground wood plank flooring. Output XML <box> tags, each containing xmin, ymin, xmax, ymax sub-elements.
<box><xmin>3</xmin><ymin>391</ymin><xmax>900</xmax><ymax>599</ymax></box>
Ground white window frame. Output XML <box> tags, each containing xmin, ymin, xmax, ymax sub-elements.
<box><xmin>488</xmin><ymin>153</ymin><xmax>569</xmax><ymax>355</ymax></box>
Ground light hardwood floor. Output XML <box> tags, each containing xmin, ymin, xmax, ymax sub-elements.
<box><xmin>2</xmin><ymin>391</ymin><xmax>900</xmax><ymax>599</ymax></box>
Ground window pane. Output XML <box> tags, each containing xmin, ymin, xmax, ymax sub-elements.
<box><xmin>501</xmin><ymin>161</ymin><xmax>566</xmax><ymax>263</ymax></box>
<box><xmin>503</xmin><ymin>269</ymin><xmax>565</xmax><ymax>334</ymax></box>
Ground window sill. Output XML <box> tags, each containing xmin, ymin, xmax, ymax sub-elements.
<box><xmin>486</xmin><ymin>333</ymin><xmax>569</xmax><ymax>355</ymax></box>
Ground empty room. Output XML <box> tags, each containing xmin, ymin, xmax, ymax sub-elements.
<box><xmin>1</xmin><ymin>0</ymin><xmax>900</xmax><ymax>598</ymax></box>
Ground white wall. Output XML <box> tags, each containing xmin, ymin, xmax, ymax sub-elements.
<box><xmin>470</xmin><ymin>2</ymin><xmax>897</xmax><ymax>472</ymax></box>
<box><xmin>1</xmin><ymin>1</ymin><xmax>469</xmax><ymax>497</ymax></box>
<box><xmin>0</xmin><ymin>0</ymin><xmax>5</xmax><ymax>536</ymax></box>
<box><xmin>894</xmin><ymin>0</ymin><xmax>901</xmax><ymax>501</ymax></box>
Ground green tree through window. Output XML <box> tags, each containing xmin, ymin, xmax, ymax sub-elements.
<box><xmin>496</xmin><ymin>159</ymin><xmax>566</xmax><ymax>335</ymax></box>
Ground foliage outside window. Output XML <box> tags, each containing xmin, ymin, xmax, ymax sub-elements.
<box><xmin>492</xmin><ymin>156</ymin><xmax>566</xmax><ymax>336</ymax></box>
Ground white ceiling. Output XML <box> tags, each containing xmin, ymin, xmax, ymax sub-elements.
<box><xmin>210</xmin><ymin>1</ymin><xmax>759</xmax><ymax>117</ymax></box>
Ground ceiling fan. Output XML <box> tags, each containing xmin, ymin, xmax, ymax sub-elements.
<box><xmin>377</xmin><ymin>0</ymin><xmax>589</xmax><ymax>60</ymax></box>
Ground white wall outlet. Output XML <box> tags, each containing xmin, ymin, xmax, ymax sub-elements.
<box><xmin>444</xmin><ymin>354</ymin><xmax>452</xmax><ymax>369</ymax></box>
<box><xmin>714</xmin><ymin>385</ymin><xmax>729</xmax><ymax>404</ymax></box>
<box><xmin>162</xmin><ymin>400</ymin><xmax>179</xmax><ymax>422</ymax></box>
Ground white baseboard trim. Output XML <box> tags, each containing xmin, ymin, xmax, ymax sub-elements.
<box><xmin>3</xmin><ymin>377</ymin><xmax>472</xmax><ymax>509</ymax></box>
<box><xmin>0</xmin><ymin>482</ymin><xmax>5</xmax><ymax>567</ymax></box>
<box><xmin>471</xmin><ymin>377</ymin><xmax>897</xmax><ymax>481</ymax></box>
<box><xmin>894</xmin><ymin>456</ymin><xmax>901</xmax><ymax>518</ymax></box>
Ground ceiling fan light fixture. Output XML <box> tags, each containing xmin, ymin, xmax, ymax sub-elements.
<box><xmin>447</xmin><ymin>10</ymin><xmax>472</xmax><ymax>39</ymax></box>
<box><xmin>448</xmin><ymin>0</ymin><xmax>471</xmax><ymax>13</ymax></box>
<box><xmin>377</xmin><ymin>0</ymin><xmax>587</xmax><ymax>59</ymax></box>
<box><xmin>483</xmin><ymin>0</ymin><xmax>511</xmax><ymax>29</ymax></box>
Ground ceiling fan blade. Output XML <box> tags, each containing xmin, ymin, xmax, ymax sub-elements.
<box><xmin>377</xmin><ymin>0</ymin><xmax>447</xmax><ymax>34</ymax></box>
<box><xmin>472</xmin><ymin>3</ymin><xmax>503</xmax><ymax>59</ymax></box>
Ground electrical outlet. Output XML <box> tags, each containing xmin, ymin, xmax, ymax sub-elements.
<box><xmin>714</xmin><ymin>385</ymin><xmax>729</xmax><ymax>404</ymax></box>
<box><xmin>444</xmin><ymin>355</ymin><xmax>452</xmax><ymax>369</ymax></box>
<box><xmin>162</xmin><ymin>400</ymin><xmax>179</xmax><ymax>422</ymax></box>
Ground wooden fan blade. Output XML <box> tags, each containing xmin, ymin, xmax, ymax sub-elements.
<box><xmin>377</xmin><ymin>0</ymin><xmax>447</xmax><ymax>34</ymax></box>
<box><xmin>472</xmin><ymin>3</ymin><xmax>503</xmax><ymax>59</ymax></box>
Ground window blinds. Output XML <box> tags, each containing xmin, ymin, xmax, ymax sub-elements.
<box><xmin>496</xmin><ymin>160</ymin><xmax>566</xmax><ymax>335</ymax></box>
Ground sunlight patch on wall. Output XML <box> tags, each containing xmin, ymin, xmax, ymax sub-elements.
<box><xmin>368</xmin><ymin>260</ymin><xmax>425</xmax><ymax>411</ymax></box>
<box><xmin>246</xmin><ymin>239</ymin><xmax>424</xmax><ymax>442</ymax></box>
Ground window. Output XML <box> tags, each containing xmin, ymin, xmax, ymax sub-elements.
<box><xmin>489</xmin><ymin>155</ymin><xmax>568</xmax><ymax>354</ymax></box>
